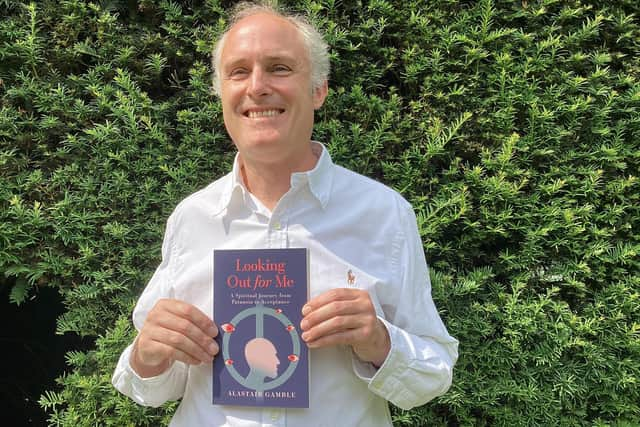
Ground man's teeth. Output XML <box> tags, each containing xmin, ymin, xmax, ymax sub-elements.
<box><xmin>247</xmin><ymin>110</ymin><xmax>281</xmax><ymax>118</ymax></box>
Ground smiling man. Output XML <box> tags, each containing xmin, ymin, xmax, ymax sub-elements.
<box><xmin>112</xmin><ymin>2</ymin><xmax>458</xmax><ymax>426</ymax></box>
<box><xmin>217</xmin><ymin>7</ymin><xmax>328</xmax><ymax>210</ymax></box>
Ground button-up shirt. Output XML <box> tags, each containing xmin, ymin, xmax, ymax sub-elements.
<box><xmin>112</xmin><ymin>142</ymin><xmax>458</xmax><ymax>427</ymax></box>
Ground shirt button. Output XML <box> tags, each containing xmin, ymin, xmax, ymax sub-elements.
<box><xmin>270</xmin><ymin>408</ymin><xmax>281</xmax><ymax>421</ymax></box>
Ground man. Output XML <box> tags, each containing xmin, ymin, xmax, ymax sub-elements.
<box><xmin>112</xmin><ymin>2</ymin><xmax>458</xmax><ymax>426</ymax></box>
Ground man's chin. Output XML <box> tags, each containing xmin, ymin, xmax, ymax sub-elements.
<box><xmin>235</xmin><ymin>137</ymin><xmax>290</xmax><ymax>159</ymax></box>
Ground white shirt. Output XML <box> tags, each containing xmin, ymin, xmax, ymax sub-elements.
<box><xmin>112</xmin><ymin>142</ymin><xmax>458</xmax><ymax>427</ymax></box>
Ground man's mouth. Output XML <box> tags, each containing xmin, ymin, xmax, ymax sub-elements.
<box><xmin>244</xmin><ymin>109</ymin><xmax>285</xmax><ymax>118</ymax></box>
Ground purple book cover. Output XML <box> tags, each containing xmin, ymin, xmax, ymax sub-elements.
<box><xmin>212</xmin><ymin>248</ymin><xmax>309</xmax><ymax>408</ymax></box>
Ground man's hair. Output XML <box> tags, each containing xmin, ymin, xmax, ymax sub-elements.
<box><xmin>211</xmin><ymin>0</ymin><xmax>330</xmax><ymax>96</ymax></box>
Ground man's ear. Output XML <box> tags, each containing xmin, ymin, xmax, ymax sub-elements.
<box><xmin>313</xmin><ymin>80</ymin><xmax>329</xmax><ymax>110</ymax></box>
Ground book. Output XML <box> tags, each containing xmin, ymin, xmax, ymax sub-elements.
<box><xmin>212</xmin><ymin>248</ymin><xmax>310</xmax><ymax>408</ymax></box>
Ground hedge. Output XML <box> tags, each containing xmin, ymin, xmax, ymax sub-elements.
<box><xmin>1</xmin><ymin>0</ymin><xmax>638</xmax><ymax>425</ymax></box>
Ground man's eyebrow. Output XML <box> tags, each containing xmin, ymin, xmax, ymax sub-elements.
<box><xmin>221</xmin><ymin>58</ymin><xmax>247</xmax><ymax>71</ymax></box>
<box><xmin>222</xmin><ymin>54</ymin><xmax>300</xmax><ymax>69</ymax></box>
<box><xmin>263</xmin><ymin>54</ymin><xmax>298</xmax><ymax>62</ymax></box>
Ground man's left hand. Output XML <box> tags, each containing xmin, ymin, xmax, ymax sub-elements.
<box><xmin>300</xmin><ymin>288</ymin><xmax>390</xmax><ymax>367</ymax></box>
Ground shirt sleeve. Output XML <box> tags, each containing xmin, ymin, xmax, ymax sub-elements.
<box><xmin>111</xmin><ymin>213</ymin><xmax>190</xmax><ymax>407</ymax></box>
<box><xmin>351</xmin><ymin>202</ymin><xmax>459</xmax><ymax>410</ymax></box>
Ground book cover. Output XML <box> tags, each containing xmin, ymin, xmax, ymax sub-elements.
<box><xmin>212</xmin><ymin>248</ymin><xmax>309</xmax><ymax>408</ymax></box>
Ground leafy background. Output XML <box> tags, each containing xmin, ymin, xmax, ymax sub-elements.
<box><xmin>1</xmin><ymin>0</ymin><xmax>638</xmax><ymax>425</ymax></box>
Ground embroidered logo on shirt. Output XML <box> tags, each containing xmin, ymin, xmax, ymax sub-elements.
<box><xmin>347</xmin><ymin>269</ymin><xmax>356</xmax><ymax>286</ymax></box>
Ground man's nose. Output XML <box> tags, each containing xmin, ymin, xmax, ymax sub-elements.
<box><xmin>247</xmin><ymin>68</ymin><xmax>271</xmax><ymax>97</ymax></box>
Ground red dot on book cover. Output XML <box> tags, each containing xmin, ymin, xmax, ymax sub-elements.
<box><xmin>275</xmin><ymin>308</ymin><xmax>283</xmax><ymax>314</ymax></box>
<box><xmin>225</xmin><ymin>359</ymin><xmax>234</xmax><ymax>365</ymax></box>
<box><xmin>286</xmin><ymin>325</ymin><xmax>295</xmax><ymax>332</ymax></box>
<box><xmin>288</xmin><ymin>354</ymin><xmax>299</xmax><ymax>362</ymax></box>
<box><xmin>221</xmin><ymin>323</ymin><xmax>235</xmax><ymax>333</ymax></box>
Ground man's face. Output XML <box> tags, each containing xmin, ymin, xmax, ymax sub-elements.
<box><xmin>219</xmin><ymin>13</ymin><xmax>327</xmax><ymax>165</ymax></box>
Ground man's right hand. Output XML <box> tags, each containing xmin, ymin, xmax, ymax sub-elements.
<box><xmin>130</xmin><ymin>298</ymin><xmax>219</xmax><ymax>378</ymax></box>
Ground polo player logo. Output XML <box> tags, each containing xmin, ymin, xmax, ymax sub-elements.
<box><xmin>347</xmin><ymin>269</ymin><xmax>356</xmax><ymax>286</ymax></box>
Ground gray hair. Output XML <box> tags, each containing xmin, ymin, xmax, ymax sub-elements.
<box><xmin>211</xmin><ymin>1</ymin><xmax>330</xmax><ymax>96</ymax></box>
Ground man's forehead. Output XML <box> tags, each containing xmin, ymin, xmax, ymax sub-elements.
<box><xmin>227</xmin><ymin>13</ymin><xmax>301</xmax><ymax>41</ymax></box>
<box><xmin>227</xmin><ymin>12</ymin><xmax>300</xmax><ymax>41</ymax></box>
<box><xmin>221</xmin><ymin>14</ymin><xmax>307</xmax><ymax>65</ymax></box>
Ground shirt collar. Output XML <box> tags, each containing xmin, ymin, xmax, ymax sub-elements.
<box><xmin>215</xmin><ymin>141</ymin><xmax>334</xmax><ymax>215</ymax></box>
<box><xmin>290</xmin><ymin>141</ymin><xmax>333</xmax><ymax>209</ymax></box>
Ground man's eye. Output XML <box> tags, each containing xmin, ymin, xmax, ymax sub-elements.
<box><xmin>272</xmin><ymin>65</ymin><xmax>291</xmax><ymax>74</ymax></box>
<box><xmin>229</xmin><ymin>68</ymin><xmax>248</xmax><ymax>78</ymax></box>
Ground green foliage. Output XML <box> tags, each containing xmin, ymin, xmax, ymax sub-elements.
<box><xmin>1</xmin><ymin>0</ymin><xmax>638</xmax><ymax>425</ymax></box>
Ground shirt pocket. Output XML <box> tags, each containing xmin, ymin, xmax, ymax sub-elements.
<box><xmin>309</xmin><ymin>252</ymin><xmax>385</xmax><ymax>319</ymax></box>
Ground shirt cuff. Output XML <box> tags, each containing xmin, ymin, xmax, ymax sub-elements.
<box><xmin>350</xmin><ymin>317</ymin><xmax>415</xmax><ymax>408</ymax></box>
<box><xmin>351</xmin><ymin>316</ymin><xmax>393</xmax><ymax>380</ymax></box>
<box><xmin>113</xmin><ymin>344</ymin><xmax>187</xmax><ymax>407</ymax></box>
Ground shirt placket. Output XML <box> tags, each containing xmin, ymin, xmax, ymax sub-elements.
<box><xmin>262</xmin><ymin>204</ymin><xmax>288</xmax><ymax>426</ymax></box>
<box><xmin>263</xmin><ymin>407</ymin><xmax>286</xmax><ymax>426</ymax></box>
<box><xmin>267</xmin><ymin>206</ymin><xmax>289</xmax><ymax>249</ymax></box>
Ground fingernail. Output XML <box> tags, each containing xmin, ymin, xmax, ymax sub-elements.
<box><xmin>301</xmin><ymin>332</ymin><xmax>309</xmax><ymax>341</ymax></box>
<box><xmin>208</xmin><ymin>342</ymin><xmax>218</xmax><ymax>355</ymax></box>
<box><xmin>302</xmin><ymin>305</ymin><xmax>311</xmax><ymax>315</ymax></box>
<box><xmin>208</xmin><ymin>325</ymin><xmax>218</xmax><ymax>337</ymax></box>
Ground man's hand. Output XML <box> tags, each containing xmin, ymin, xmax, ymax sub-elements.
<box><xmin>300</xmin><ymin>288</ymin><xmax>390</xmax><ymax>367</ymax></box>
<box><xmin>131</xmin><ymin>298</ymin><xmax>219</xmax><ymax>378</ymax></box>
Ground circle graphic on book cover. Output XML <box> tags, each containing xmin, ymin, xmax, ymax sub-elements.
<box><xmin>222</xmin><ymin>304</ymin><xmax>300</xmax><ymax>391</ymax></box>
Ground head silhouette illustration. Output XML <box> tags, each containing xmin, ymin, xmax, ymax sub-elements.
<box><xmin>244</xmin><ymin>337</ymin><xmax>280</xmax><ymax>388</ymax></box>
